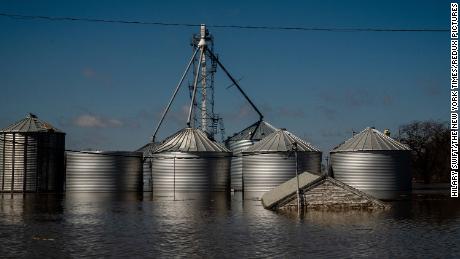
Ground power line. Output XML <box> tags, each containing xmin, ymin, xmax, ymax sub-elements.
<box><xmin>0</xmin><ymin>12</ymin><xmax>448</xmax><ymax>32</ymax></box>
<box><xmin>0</xmin><ymin>12</ymin><xmax>198</xmax><ymax>27</ymax></box>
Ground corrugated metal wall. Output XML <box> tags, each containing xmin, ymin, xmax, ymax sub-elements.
<box><xmin>151</xmin><ymin>152</ymin><xmax>230</xmax><ymax>195</ymax></box>
<box><xmin>230</xmin><ymin>155</ymin><xmax>244</xmax><ymax>191</ymax></box>
<box><xmin>40</xmin><ymin>133</ymin><xmax>66</xmax><ymax>192</ymax></box>
<box><xmin>66</xmin><ymin>151</ymin><xmax>142</xmax><ymax>192</ymax></box>
<box><xmin>330</xmin><ymin>151</ymin><xmax>411</xmax><ymax>200</ymax></box>
<box><xmin>242</xmin><ymin>152</ymin><xmax>322</xmax><ymax>198</ymax></box>
<box><xmin>0</xmin><ymin>133</ymin><xmax>65</xmax><ymax>192</ymax></box>
<box><xmin>227</xmin><ymin>140</ymin><xmax>254</xmax><ymax>153</ymax></box>
<box><xmin>228</xmin><ymin>140</ymin><xmax>254</xmax><ymax>191</ymax></box>
<box><xmin>143</xmin><ymin>158</ymin><xmax>152</xmax><ymax>192</ymax></box>
<box><xmin>135</xmin><ymin>142</ymin><xmax>157</xmax><ymax>192</ymax></box>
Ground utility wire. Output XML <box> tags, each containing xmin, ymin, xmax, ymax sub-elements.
<box><xmin>0</xmin><ymin>12</ymin><xmax>448</xmax><ymax>32</ymax></box>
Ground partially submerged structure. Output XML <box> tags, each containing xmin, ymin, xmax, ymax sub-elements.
<box><xmin>66</xmin><ymin>151</ymin><xmax>142</xmax><ymax>192</ymax></box>
<box><xmin>241</xmin><ymin>129</ymin><xmax>321</xmax><ymax>199</ymax></box>
<box><xmin>147</xmin><ymin>25</ymin><xmax>266</xmax><ymax>198</ymax></box>
<box><xmin>226</xmin><ymin>120</ymin><xmax>277</xmax><ymax>191</ymax></box>
<box><xmin>226</xmin><ymin>120</ymin><xmax>278</xmax><ymax>152</ymax></box>
<box><xmin>151</xmin><ymin>127</ymin><xmax>231</xmax><ymax>196</ymax></box>
<box><xmin>330</xmin><ymin>127</ymin><xmax>412</xmax><ymax>200</ymax></box>
<box><xmin>262</xmin><ymin>172</ymin><xmax>388</xmax><ymax>210</ymax></box>
<box><xmin>0</xmin><ymin>113</ymin><xmax>65</xmax><ymax>192</ymax></box>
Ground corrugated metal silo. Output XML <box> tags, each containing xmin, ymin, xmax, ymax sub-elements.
<box><xmin>0</xmin><ymin>113</ymin><xmax>65</xmax><ymax>192</ymax></box>
<box><xmin>242</xmin><ymin>129</ymin><xmax>322</xmax><ymax>199</ymax></box>
<box><xmin>225</xmin><ymin>120</ymin><xmax>277</xmax><ymax>191</ymax></box>
<box><xmin>330</xmin><ymin>127</ymin><xmax>412</xmax><ymax>200</ymax></box>
<box><xmin>66</xmin><ymin>151</ymin><xmax>142</xmax><ymax>192</ymax></box>
<box><xmin>136</xmin><ymin>142</ymin><xmax>158</xmax><ymax>192</ymax></box>
<box><xmin>151</xmin><ymin>127</ymin><xmax>231</xmax><ymax>197</ymax></box>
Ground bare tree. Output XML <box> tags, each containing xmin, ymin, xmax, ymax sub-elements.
<box><xmin>398</xmin><ymin>121</ymin><xmax>450</xmax><ymax>184</ymax></box>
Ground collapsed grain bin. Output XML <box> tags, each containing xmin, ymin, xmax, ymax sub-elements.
<box><xmin>330</xmin><ymin>127</ymin><xmax>412</xmax><ymax>200</ymax></box>
<box><xmin>241</xmin><ymin>129</ymin><xmax>322</xmax><ymax>199</ymax></box>
<box><xmin>151</xmin><ymin>127</ymin><xmax>231</xmax><ymax>197</ymax></box>
<box><xmin>225</xmin><ymin>120</ymin><xmax>277</xmax><ymax>191</ymax></box>
<box><xmin>65</xmin><ymin>151</ymin><xmax>142</xmax><ymax>192</ymax></box>
<box><xmin>136</xmin><ymin>141</ymin><xmax>158</xmax><ymax>192</ymax></box>
<box><xmin>0</xmin><ymin>113</ymin><xmax>65</xmax><ymax>192</ymax></box>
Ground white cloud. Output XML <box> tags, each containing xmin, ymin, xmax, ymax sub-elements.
<box><xmin>81</xmin><ymin>67</ymin><xmax>113</xmax><ymax>86</ymax></box>
<box><xmin>73</xmin><ymin>114</ymin><xmax>123</xmax><ymax>128</ymax></box>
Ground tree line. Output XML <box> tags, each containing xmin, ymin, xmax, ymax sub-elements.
<box><xmin>398</xmin><ymin>120</ymin><xmax>450</xmax><ymax>184</ymax></box>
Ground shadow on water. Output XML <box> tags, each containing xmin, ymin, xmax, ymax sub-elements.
<box><xmin>278</xmin><ymin>193</ymin><xmax>460</xmax><ymax>224</ymax></box>
<box><xmin>0</xmin><ymin>191</ymin><xmax>459</xmax><ymax>258</ymax></box>
<box><xmin>0</xmin><ymin>193</ymin><xmax>66</xmax><ymax>258</ymax></box>
<box><xmin>273</xmin><ymin>194</ymin><xmax>460</xmax><ymax>258</ymax></box>
<box><xmin>0</xmin><ymin>193</ymin><xmax>65</xmax><ymax>224</ymax></box>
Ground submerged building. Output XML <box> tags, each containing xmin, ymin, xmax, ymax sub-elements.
<box><xmin>226</xmin><ymin>120</ymin><xmax>277</xmax><ymax>191</ymax></box>
<box><xmin>241</xmin><ymin>129</ymin><xmax>322</xmax><ymax>199</ymax></box>
<box><xmin>151</xmin><ymin>127</ymin><xmax>231</xmax><ymax>197</ymax></box>
<box><xmin>330</xmin><ymin>127</ymin><xmax>412</xmax><ymax>200</ymax></box>
<box><xmin>262</xmin><ymin>171</ymin><xmax>389</xmax><ymax>210</ymax></box>
<box><xmin>0</xmin><ymin>113</ymin><xmax>65</xmax><ymax>192</ymax></box>
<box><xmin>66</xmin><ymin>151</ymin><xmax>142</xmax><ymax>192</ymax></box>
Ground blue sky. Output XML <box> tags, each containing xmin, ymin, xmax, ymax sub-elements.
<box><xmin>0</xmin><ymin>0</ymin><xmax>449</xmax><ymax>153</ymax></box>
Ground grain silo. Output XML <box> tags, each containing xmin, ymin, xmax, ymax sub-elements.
<box><xmin>151</xmin><ymin>127</ymin><xmax>231</xmax><ymax>197</ymax></box>
<box><xmin>225</xmin><ymin>120</ymin><xmax>277</xmax><ymax>191</ymax></box>
<box><xmin>0</xmin><ymin>113</ymin><xmax>65</xmax><ymax>192</ymax></box>
<box><xmin>136</xmin><ymin>142</ymin><xmax>158</xmax><ymax>192</ymax></box>
<box><xmin>66</xmin><ymin>151</ymin><xmax>142</xmax><ymax>192</ymax></box>
<box><xmin>330</xmin><ymin>127</ymin><xmax>412</xmax><ymax>200</ymax></box>
<box><xmin>242</xmin><ymin>129</ymin><xmax>322</xmax><ymax>199</ymax></box>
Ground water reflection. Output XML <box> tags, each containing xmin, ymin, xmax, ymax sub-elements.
<box><xmin>0</xmin><ymin>192</ymin><xmax>459</xmax><ymax>258</ymax></box>
<box><xmin>0</xmin><ymin>193</ymin><xmax>64</xmax><ymax>224</ymax></box>
<box><xmin>0</xmin><ymin>194</ymin><xmax>66</xmax><ymax>258</ymax></box>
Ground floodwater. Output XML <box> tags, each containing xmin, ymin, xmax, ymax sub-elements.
<box><xmin>0</xmin><ymin>191</ymin><xmax>459</xmax><ymax>258</ymax></box>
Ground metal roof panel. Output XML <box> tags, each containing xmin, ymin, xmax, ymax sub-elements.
<box><xmin>331</xmin><ymin>127</ymin><xmax>410</xmax><ymax>152</ymax></box>
<box><xmin>244</xmin><ymin>129</ymin><xmax>321</xmax><ymax>152</ymax></box>
<box><xmin>136</xmin><ymin>142</ymin><xmax>159</xmax><ymax>156</ymax></box>
<box><xmin>153</xmin><ymin>128</ymin><xmax>230</xmax><ymax>153</ymax></box>
<box><xmin>0</xmin><ymin>113</ymin><xmax>63</xmax><ymax>133</ymax></box>
<box><xmin>226</xmin><ymin>120</ymin><xmax>278</xmax><ymax>143</ymax></box>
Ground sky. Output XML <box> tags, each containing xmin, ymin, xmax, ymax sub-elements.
<box><xmin>0</xmin><ymin>0</ymin><xmax>450</xmax><ymax>154</ymax></box>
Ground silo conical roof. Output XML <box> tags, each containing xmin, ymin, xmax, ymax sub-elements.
<box><xmin>331</xmin><ymin>127</ymin><xmax>410</xmax><ymax>153</ymax></box>
<box><xmin>0</xmin><ymin>113</ymin><xmax>63</xmax><ymax>133</ymax></box>
<box><xmin>136</xmin><ymin>142</ymin><xmax>158</xmax><ymax>156</ymax></box>
<box><xmin>244</xmin><ymin>129</ymin><xmax>320</xmax><ymax>152</ymax></box>
<box><xmin>153</xmin><ymin>128</ymin><xmax>230</xmax><ymax>153</ymax></box>
<box><xmin>226</xmin><ymin>120</ymin><xmax>277</xmax><ymax>143</ymax></box>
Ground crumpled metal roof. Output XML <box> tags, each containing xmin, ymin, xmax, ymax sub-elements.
<box><xmin>244</xmin><ymin>129</ymin><xmax>321</xmax><ymax>152</ymax></box>
<box><xmin>0</xmin><ymin>113</ymin><xmax>63</xmax><ymax>133</ymax></box>
<box><xmin>331</xmin><ymin>127</ymin><xmax>410</xmax><ymax>152</ymax></box>
<box><xmin>136</xmin><ymin>142</ymin><xmax>158</xmax><ymax>156</ymax></box>
<box><xmin>153</xmin><ymin>128</ymin><xmax>230</xmax><ymax>153</ymax></box>
<box><xmin>226</xmin><ymin>120</ymin><xmax>278</xmax><ymax>143</ymax></box>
